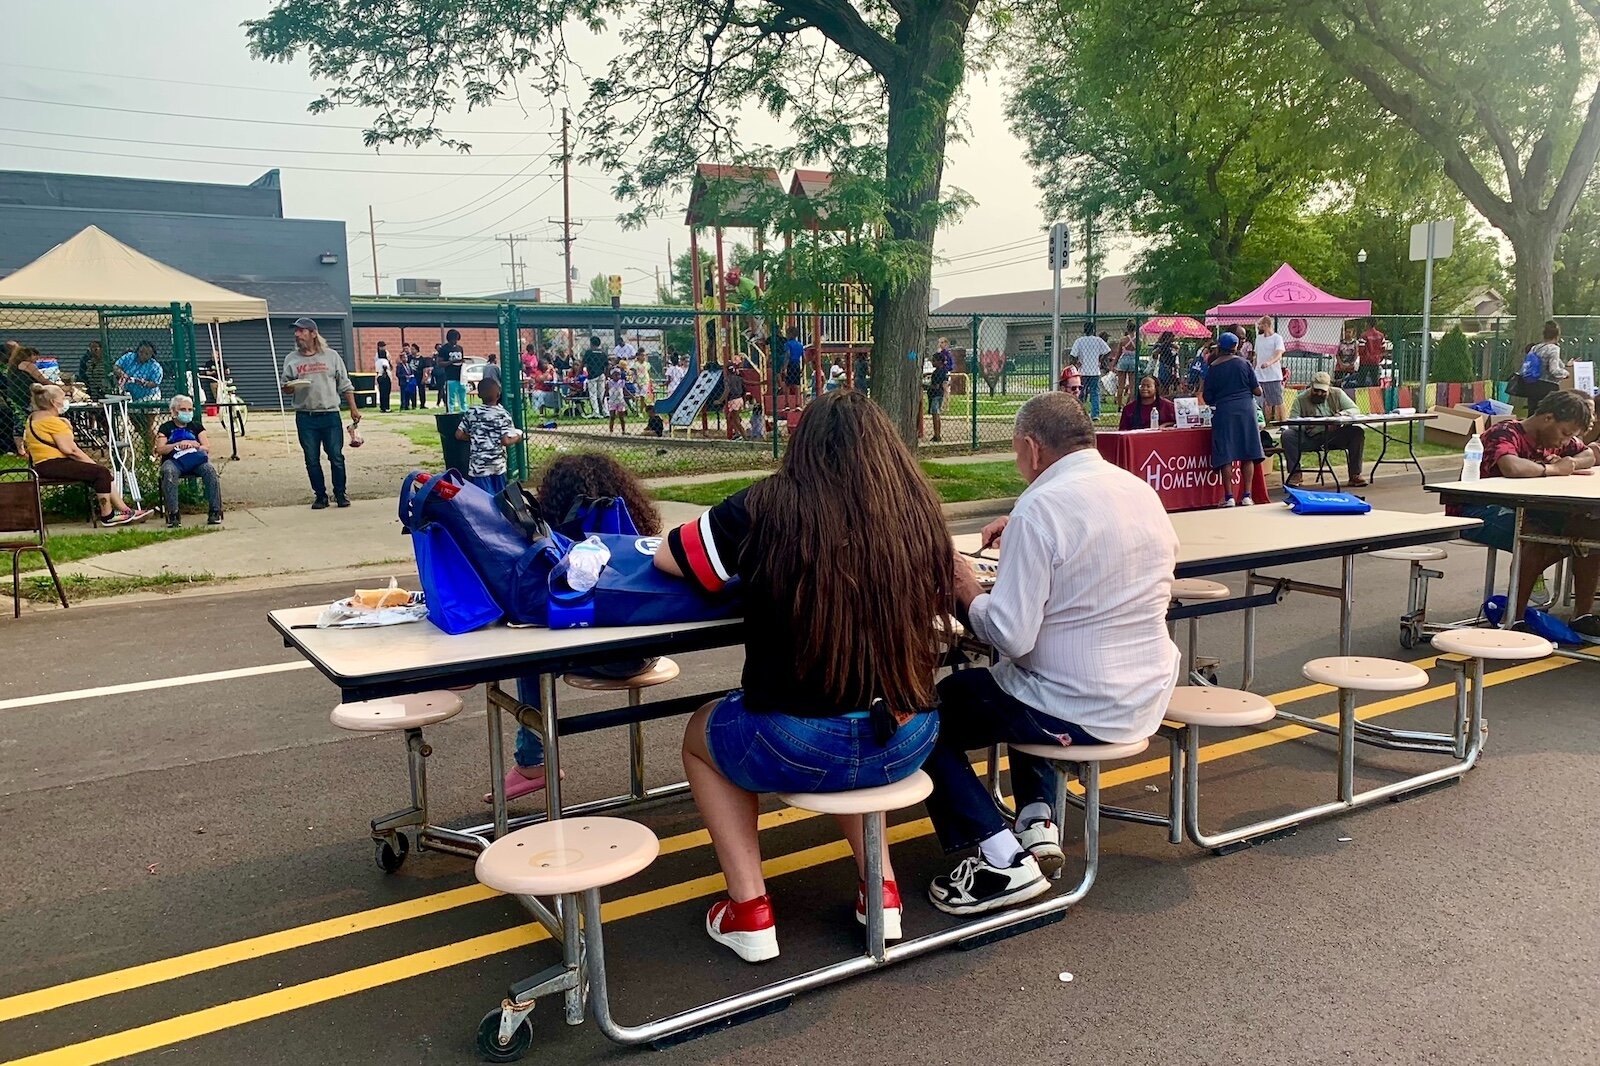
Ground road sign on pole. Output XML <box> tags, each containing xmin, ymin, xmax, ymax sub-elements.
<box><xmin>1049</xmin><ymin>222</ymin><xmax>1070</xmax><ymax>387</ymax></box>
<box><xmin>1410</xmin><ymin>220</ymin><xmax>1454</xmax><ymax>442</ymax></box>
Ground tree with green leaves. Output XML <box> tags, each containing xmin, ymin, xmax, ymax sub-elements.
<box><xmin>1555</xmin><ymin>175</ymin><xmax>1600</xmax><ymax>314</ymax></box>
<box><xmin>1274</xmin><ymin>0</ymin><xmax>1600</xmax><ymax>347</ymax></box>
<box><xmin>246</xmin><ymin>0</ymin><xmax>1000</xmax><ymax>441</ymax></box>
<box><xmin>1007</xmin><ymin>0</ymin><xmax>1350</xmax><ymax>310</ymax></box>
<box><xmin>584</xmin><ymin>272</ymin><xmax>612</xmax><ymax>306</ymax></box>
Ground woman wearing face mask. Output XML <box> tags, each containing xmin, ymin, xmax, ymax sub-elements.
<box><xmin>154</xmin><ymin>394</ymin><xmax>225</xmax><ymax>528</ymax></box>
<box><xmin>24</xmin><ymin>383</ymin><xmax>149</xmax><ymax>526</ymax></box>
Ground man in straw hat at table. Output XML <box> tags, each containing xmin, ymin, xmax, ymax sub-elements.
<box><xmin>282</xmin><ymin>316</ymin><xmax>361</xmax><ymax>510</ymax></box>
<box><xmin>1281</xmin><ymin>371</ymin><xmax>1368</xmax><ymax>488</ymax></box>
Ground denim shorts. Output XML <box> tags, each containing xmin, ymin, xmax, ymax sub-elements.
<box><xmin>704</xmin><ymin>690</ymin><xmax>939</xmax><ymax>794</ymax></box>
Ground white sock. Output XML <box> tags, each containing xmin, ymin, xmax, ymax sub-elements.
<box><xmin>1016</xmin><ymin>802</ymin><xmax>1053</xmax><ymax>830</ymax></box>
<box><xmin>978</xmin><ymin>829</ymin><xmax>1024</xmax><ymax>868</ymax></box>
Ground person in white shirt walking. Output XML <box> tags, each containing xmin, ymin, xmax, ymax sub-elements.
<box><xmin>1253</xmin><ymin>316</ymin><xmax>1287</xmax><ymax>424</ymax></box>
<box><xmin>1068</xmin><ymin>320</ymin><xmax>1111</xmax><ymax>420</ymax></box>
<box><xmin>924</xmin><ymin>391</ymin><xmax>1180</xmax><ymax>916</ymax></box>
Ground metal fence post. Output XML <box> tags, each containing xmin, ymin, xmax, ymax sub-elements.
<box><xmin>969</xmin><ymin>314</ymin><xmax>980</xmax><ymax>450</ymax></box>
<box><xmin>498</xmin><ymin>302</ymin><xmax>526</xmax><ymax>481</ymax></box>
<box><xmin>771</xmin><ymin>322</ymin><xmax>781</xmax><ymax>460</ymax></box>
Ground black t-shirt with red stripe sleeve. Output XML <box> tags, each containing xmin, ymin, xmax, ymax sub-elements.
<box><xmin>667</xmin><ymin>485</ymin><xmax>867</xmax><ymax>717</ymax></box>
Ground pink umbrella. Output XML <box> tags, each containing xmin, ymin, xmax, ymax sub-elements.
<box><xmin>1141</xmin><ymin>315</ymin><xmax>1210</xmax><ymax>339</ymax></box>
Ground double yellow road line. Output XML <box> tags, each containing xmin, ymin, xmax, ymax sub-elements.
<box><xmin>0</xmin><ymin>655</ymin><xmax>1570</xmax><ymax>1066</ymax></box>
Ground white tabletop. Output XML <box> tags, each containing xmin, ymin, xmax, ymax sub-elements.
<box><xmin>1276</xmin><ymin>412</ymin><xmax>1435</xmax><ymax>426</ymax></box>
<box><xmin>955</xmin><ymin>505</ymin><xmax>1478</xmax><ymax>578</ymax></box>
<box><xmin>269</xmin><ymin>606</ymin><xmax>741</xmax><ymax>698</ymax></box>
<box><xmin>1428</xmin><ymin>475</ymin><xmax>1600</xmax><ymax>506</ymax></box>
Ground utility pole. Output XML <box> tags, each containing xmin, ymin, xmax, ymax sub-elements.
<box><xmin>561</xmin><ymin>108</ymin><xmax>574</xmax><ymax>306</ymax></box>
<box><xmin>498</xmin><ymin>232</ymin><xmax>526</xmax><ymax>293</ymax></box>
<box><xmin>367</xmin><ymin>204</ymin><xmax>381</xmax><ymax>296</ymax></box>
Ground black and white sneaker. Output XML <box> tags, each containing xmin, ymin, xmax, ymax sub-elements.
<box><xmin>928</xmin><ymin>853</ymin><xmax>1050</xmax><ymax>916</ymax></box>
<box><xmin>1570</xmin><ymin>614</ymin><xmax>1600</xmax><ymax>645</ymax></box>
<box><xmin>1015</xmin><ymin>820</ymin><xmax>1065</xmax><ymax>878</ymax></box>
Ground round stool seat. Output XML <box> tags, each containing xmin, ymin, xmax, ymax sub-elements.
<box><xmin>1430</xmin><ymin>628</ymin><xmax>1553</xmax><ymax>661</ymax></box>
<box><xmin>1302</xmin><ymin>656</ymin><xmax>1429</xmax><ymax>692</ymax></box>
<box><xmin>475</xmin><ymin>816</ymin><xmax>659</xmax><ymax>896</ymax></box>
<box><xmin>330</xmin><ymin>690</ymin><xmax>464</xmax><ymax>732</ymax></box>
<box><xmin>1165</xmin><ymin>686</ymin><xmax>1277</xmax><ymax>728</ymax></box>
<box><xmin>1370</xmin><ymin>546</ymin><xmax>1448</xmax><ymax>563</ymax></box>
<box><xmin>1171</xmin><ymin>578</ymin><xmax>1229</xmax><ymax>601</ymax></box>
<box><xmin>563</xmin><ymin>657</ymin><xmax>680</xmax><ymax>692</ymax></box>
<box><xmin>779</xmin><ymin>770</ymin><xmax>933</xmax><ymax>816</ymax></box>
<box><xmin>1009</xmin><ymin>737</ymin><xmax>1150</xmax><ymax>763</ymax></box>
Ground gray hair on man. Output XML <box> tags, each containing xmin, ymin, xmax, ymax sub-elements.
<box><xmin>1015</xmin><ymin>391</ymin><xmax>1095</xmax><ymax>455</ymax></box>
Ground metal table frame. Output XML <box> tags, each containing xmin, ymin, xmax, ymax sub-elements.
<box><xmin>1428</xmin><ymin>478</ymin><xmax>1600</xmax><ymax>664</ymax></box>
<box><xmin>1273</xmin><ymin>412</ymin><xmax>1435</xmax><ymax>490</ymax></box>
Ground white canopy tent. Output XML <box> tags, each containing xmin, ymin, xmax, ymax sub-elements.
<box><xmin>0</xmin><ymin>226</ymin><xmax>290</xmax><ymax>497</ymax></box>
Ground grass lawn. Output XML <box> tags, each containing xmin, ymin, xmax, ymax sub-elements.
<box><xmin>32</xmin><ymin>525</ymin><xmax>215</xmax><ymax>565</ymax></box>
<box><xmin>655</xmin><ymin>460</ymin><xmax>1023</xmax><ymax>508</ymax></box>
<box><xmin>21</xmin><ymin>571</ymin><xmax>219</xmax><ymax>603</ymax></box>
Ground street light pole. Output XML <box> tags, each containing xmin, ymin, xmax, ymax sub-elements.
<box><xmin>1357</xmin><ymin>248</ymin><xmax>1369</xmax><ymax>301</ymax></box>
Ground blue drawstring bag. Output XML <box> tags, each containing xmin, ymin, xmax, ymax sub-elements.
<box><xmin>399</xmin><ymin>472</ymin><xmax>503</xmax><ymax>634</ymax></box>
<box><xmin>558</xmin><ymin>495</ymin><xmax>640</xmax><ymax>538</ymax></box>
<box><xmin>1282</xmin><ymin>486</ymin><xmax>1372</xmax><ymax>515</ymax></box>
<box><xmin>530</xmin><ymin>533</ymin><xmax>742</xmax><ymax>629</ymax></box>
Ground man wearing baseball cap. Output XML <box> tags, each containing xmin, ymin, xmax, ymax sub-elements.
<box><xmin>1281</xmin><ymin>370</ymin><xmax>1367</xmax><ymax>488</ymax></box>
<box><xmin>282</xmin><ymin>317</ymin><xmax>361</xmax><ymax>509</ymax></box>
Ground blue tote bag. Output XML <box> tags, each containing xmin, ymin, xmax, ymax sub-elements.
<box><xmin>399</xmin><ymin>472</ymin><xmax>503</xmax><ymax>634</ymax></box>
<box><xmin>532</xmin><ymin>533</ymin><xmax>742</xmax><ymax>629</ymax></box>
<box><xmin>1282</xmin><ymin>486</ymin><xmax>1372</xmax><ymax>515</ymax></box>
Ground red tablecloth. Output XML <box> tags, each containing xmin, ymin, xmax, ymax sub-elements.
<box><xmin>1097</xmin><ymin>428</ymin><xmax>1270</xmax><ymax>512</ymax></box>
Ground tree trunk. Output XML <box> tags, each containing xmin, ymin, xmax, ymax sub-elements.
<box><xmin>1510</xmin><ymin>221</ymin><xmax>1559</xmax><ymax>351</ymax></box>
<box><xmin>873</xmin><ymin>29</ymin><xmax>964</xmax><ymax>443</ymax></box>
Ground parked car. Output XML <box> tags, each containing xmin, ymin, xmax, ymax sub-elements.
<box><xmin>462</xmin><ymin>357</ymin><xmax>488</xmax><ymax>393</ymax></box>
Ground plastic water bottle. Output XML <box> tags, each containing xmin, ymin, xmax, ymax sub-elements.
<box><xmin>1149</xmin><ymin>408</ymin><xmax>1159</xmax><ymax>431</ymax></box>
<box><xmin>565</xmin><ymin>535</ymin><xmax>612</xmax><ymax>593</ymax></box>
<box><xmin>1462</xmin><ymin>432</ymin><xmax>1483</xmax><ymax>482</ymax></box>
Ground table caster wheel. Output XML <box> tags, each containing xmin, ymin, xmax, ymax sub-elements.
<box><xmin>1399</xmin><ymin>625</ymin><xmax>1417</xmax><ymax>650</ymax></box>
<box><xmin>477</xmin><ymin>1009</ymin><xmax>533</xmax><ymax>1062</ymax></box>
<box><xmin>375</xmin><ymin>833</ymin><xmax>409</xmax><ymax>873</ymax></box>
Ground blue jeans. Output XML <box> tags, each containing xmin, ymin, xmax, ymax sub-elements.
<box><xmin>294</xmin><ymin>410</ymin><xmax>345</xmax><ymax>502</ymax></box>
<box><xmin>922</xmin><ymin>668</ymin><xmax>1105</xmax><ymax>852</ymax></box>
<box><xmin>159</xmin><ymin>459</ymin><xmax>223</xmax><ymax>516</ymax></box>
<box><xmin>703</xmin><ymin>690</ymin><xmax>938</xmax><ymax>794</ymax></box>
<box><xmin>468</xmin><ymin>473</ymin><xmax>507</xmax><ymax>496</ymax></box>
<box><xmin>514</xmin><ymin>677</ymin><xmax>545</xmax><ymax>769</ymax></box>
<box><xmin>1083</xmin><ymin>372</ymin><xmax>1101</xmax><ymax>418</ymax></box>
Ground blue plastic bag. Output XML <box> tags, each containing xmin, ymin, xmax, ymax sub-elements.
<box><xmin>399</xmin><ymin>473</ymin><xmax>503</xmax><ymax>635</ymax></box>
<box><xmin>1282</xmin><ymin>486</ymin><xmax>1372</xmax><ymax>515</ymax></box>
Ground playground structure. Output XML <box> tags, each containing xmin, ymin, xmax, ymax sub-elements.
<box><xmin>658</xmin><ymin>164</ymin><xmax>873</xmax><ymax>438</ymax></box>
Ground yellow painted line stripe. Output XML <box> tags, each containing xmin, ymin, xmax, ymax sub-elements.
<box><xmin>2</xmin><ymin>655</ymin><xmax>1569</xmax><ymax>1066</ymax></box>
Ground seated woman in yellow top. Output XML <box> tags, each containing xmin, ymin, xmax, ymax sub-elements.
<box><xmin>24</xmin><ymin>384</ymin><xmax>149</xmax><ymax>526</ymax></box>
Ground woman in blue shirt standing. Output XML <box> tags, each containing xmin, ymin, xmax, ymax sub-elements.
<box><xmin>1196</xmin><ymin>331</ymin><xmax>1263</xmax><ymax>507</ymax></box>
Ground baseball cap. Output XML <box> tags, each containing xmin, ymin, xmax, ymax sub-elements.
<box><xmin>1311</xmin><ymin>371</ymin><xmax>1333</xmax><ymax>388</ymax></box>
<box><xmin>292</xmin><ymin>316</ymin><xmax>318</xmax><ymax>331</ymax></box>
<box><xmin>1217</xmin><ymin>332</ymin><xmax>1239</xmax><ymax>351</ymax></box>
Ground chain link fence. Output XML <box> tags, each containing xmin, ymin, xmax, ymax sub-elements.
<box><xmin>2</xmin><ymin>301</ymin><xmax>196</xmax><ymax>513</ymax></box>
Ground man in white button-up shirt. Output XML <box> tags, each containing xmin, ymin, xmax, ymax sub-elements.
<box><xmin>926</xmin><ymin>392</ymin><xmax>1181</xmax><ymax>917</ymax></box>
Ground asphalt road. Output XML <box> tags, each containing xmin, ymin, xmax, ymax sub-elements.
<box><xmin>1</xmin><ymin>492</ymin><xmax>1597</xmax><ymax>1065</ymax></box>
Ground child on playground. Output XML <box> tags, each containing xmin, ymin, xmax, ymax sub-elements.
<box><xmin>605</xmin><ymin>367</ymin><xmax>629</xmax><ymax>434</ymax></box>
<box><xmin>454</xmin><ymin>377</ymin><xmax>521</xmax><ymax>495</ymax></box>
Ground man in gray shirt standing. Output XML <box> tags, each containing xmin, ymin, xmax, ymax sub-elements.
<box><xmin>282</xmin><ymin>316</ymin><xmax>361</xmax><ymax>509</ymax></box>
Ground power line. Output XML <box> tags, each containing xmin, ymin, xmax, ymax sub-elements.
<box><xmin>0</xmin><ymin>139</ymin><xmax>566</xmax><ymax>177</ymax></box>
<box><xmin>0</xmin><ymin>125</ymin><xmax>558</xmax><ymax>158</ymax></box>
<box><xmin>0</xmin><ymin>93</ymin><xmax>556</xmax><ymax>136</ymax></box>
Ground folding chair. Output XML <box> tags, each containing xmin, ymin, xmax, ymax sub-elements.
<box><xmin>0</xmin><ymin>468</ymin><xmax>69</xmax><ymax>617</ymax></box>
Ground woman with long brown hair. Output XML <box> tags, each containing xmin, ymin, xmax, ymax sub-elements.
<box><xmin>656</xmin><ymin>389</ymin><xmax>952</xmax><ymax>962</ymax></box>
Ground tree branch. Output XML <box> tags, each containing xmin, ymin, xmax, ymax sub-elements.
<box><xmin>772</xmin><ymin>0</ymin><xmax>899</xmax><ymax>73</ymax></box>
<box><xmin>1545</xmin><ymin>85</ymin><xmax>1600</xmax><ymax>229</ymax></box>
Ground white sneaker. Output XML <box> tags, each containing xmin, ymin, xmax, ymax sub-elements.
<box><xmin>928</xmin><ymin>853</ymin><xmax>1050</xmax><ymax>916</ymax></box>
<box><xmin>1240</xmin><ymin>496</ymin><xmax>1255</xmax><ymax>507</ymax></box>
<box><xmin>705</xmin><ymin>896</ymin><xmax>779</xmax><ymax>963</ymax></box>
<box><xmin>1222</xmin><ymin>497</ymin><xmax>1237</xmax><ymax>508</ymax></box>
<box><xmin>1015</xmin><ymin>820</ymin><xmax>1065</xmax><ymax>878</ymax></box>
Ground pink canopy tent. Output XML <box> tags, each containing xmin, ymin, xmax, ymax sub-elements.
<box><xmin>1206</xmin><ymin>264</ymin><xmax>1371</xmax><ymax>355</ymax></box>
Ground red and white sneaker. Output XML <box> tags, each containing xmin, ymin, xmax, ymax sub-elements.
<box><xmin>705</xmin><ymin>895</ymin><xmax>779</xmax><ymax>963</ymax></box>
<box><xmin>854</xmin><ymin>879</ymin><xmax>903</xmax><ymax>941</ymax></box>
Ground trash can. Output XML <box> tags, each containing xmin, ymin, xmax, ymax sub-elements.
<box><xmin>349</xmin><ymin>371</ymin><xmax>378</xmax><ymax>409</ymax></box>
<box><xmin>435</xmin><ymin>412</ymin><xmax>470</xmax><ymax>473</ymax></box>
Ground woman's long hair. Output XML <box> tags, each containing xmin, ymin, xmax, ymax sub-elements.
<box><xmin>745</xmin><ymin>390</ymin><xmax>953</xmax><ymax>716</ymax></box>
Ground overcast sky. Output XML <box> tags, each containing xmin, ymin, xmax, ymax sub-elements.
<box><xmin>5</xmin><ymin>1</ymin><xmax>1130</xmax><ymax>306</ymax></box>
